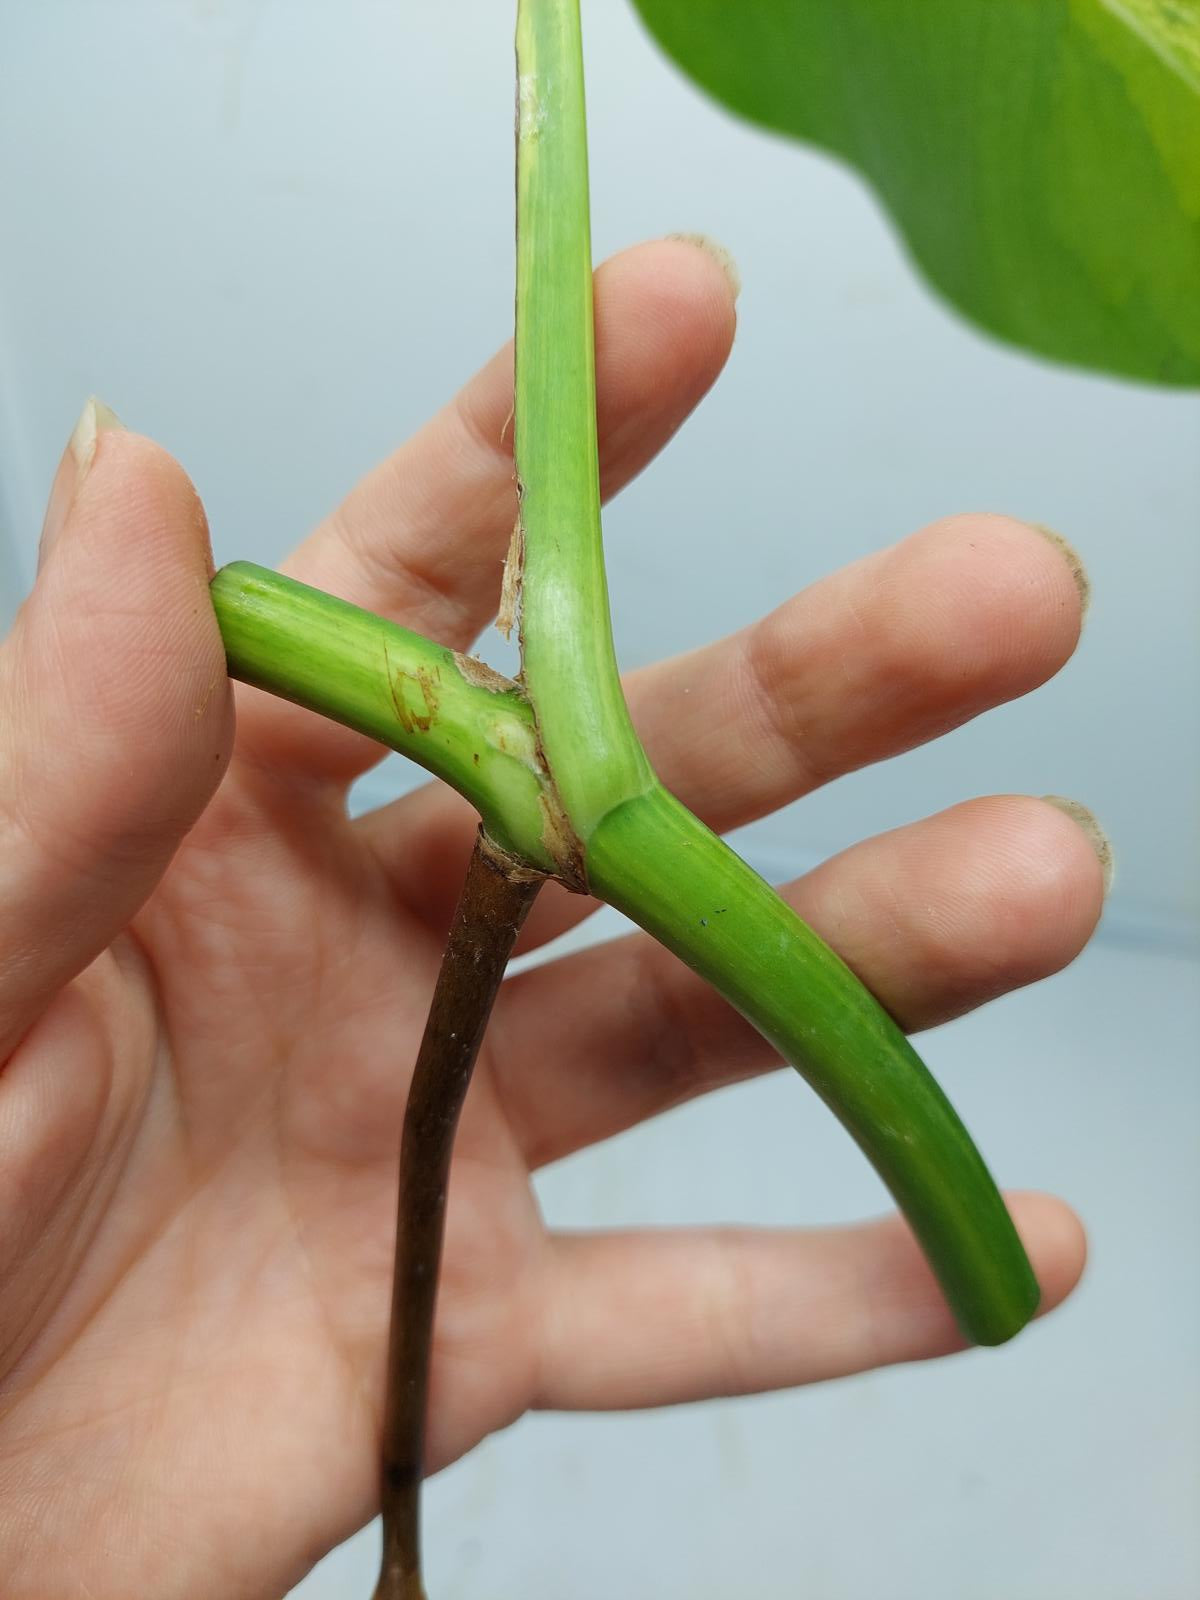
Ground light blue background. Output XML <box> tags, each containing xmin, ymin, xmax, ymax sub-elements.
<box><xmin>1</xmin><ymin>3</ymin><xmax>1197</xmax><ymax>1596</ymax></box>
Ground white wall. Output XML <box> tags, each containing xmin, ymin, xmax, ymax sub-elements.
<box><xmin>1</xmin><ymin>0</ymin><xmax>1197</xmax><ymax>931</ymax></box>
<box><xmin>1</xmin><ymin>4</ymin><xmax>1197</xmax><ymax>1596</ymax></box>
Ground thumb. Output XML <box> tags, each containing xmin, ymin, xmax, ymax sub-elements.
<box><xmin>0</xmin><ymin>399</ymin><xmax>234</xmax><ymax>1060</ymax></box>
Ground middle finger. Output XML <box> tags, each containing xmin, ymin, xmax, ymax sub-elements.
<box><xmin>363</xmin><ymin>511</ymin><xmax>1087</xmax><ymax>940</ymax></box>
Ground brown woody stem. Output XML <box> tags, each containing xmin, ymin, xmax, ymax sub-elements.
<box><xmin>373</xmin><ymin>833</ymin><xmax>543</xmax><ymax>1600</ymax></box>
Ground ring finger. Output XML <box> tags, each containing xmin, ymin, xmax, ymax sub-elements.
<box><xmin>486</xmin><ymin>793</ymin><xmax>1108</xmax><ymax>1169</ymax></box>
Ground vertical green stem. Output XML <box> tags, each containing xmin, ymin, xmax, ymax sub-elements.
<box><xmin>514</xmin><ymin>0</ymin><xmax>654</xmax><ymax>838</ymax></box>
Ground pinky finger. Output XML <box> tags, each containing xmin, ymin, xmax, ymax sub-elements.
<box><xmin>532</xmin><ymin>1193</ymin><xmax>1085</xmax><ymax>1411</ymax></box>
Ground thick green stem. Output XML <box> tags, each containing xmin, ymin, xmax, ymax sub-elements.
<box><xmin>211</xmin><ymin>562</ymin><xmax>560</xmax><ymax>875</ymax></box>
<box><xmin>514</xmin><ymin>0</ymin><xmax>655</xmax><ymax>837</ymax></box>
<box><xmin>587</xmin><ymin>785</ymin><xmax>1039</xmax><ymax>1345</ymax></box>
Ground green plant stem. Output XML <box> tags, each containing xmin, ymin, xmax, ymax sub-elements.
<box><xmin>209</xmin><ymin>558</ymin><xmax>1038</xmax><ymax>1345</ymax></box>
<box><xmin>373</xmin><ymin>834</ymin><xmax>542</xmax><ymax>1600</ymax></box>
<box><xmin>514</xmin><ymin>0</ymin><xmax>654</xmax><ymax>838</ymax></box>
<box><xmin>587</xmin><ymin>785</ymin><xmax>1039</xmax><ymax>1345</ymax></box>
<box><xmin>512</xmin><ymin>0</ymin><xmax>1037</xmax><ymax>1345</ymax></box>
<box><xmin>208</xmin><ymin>0</ymin><xmax>1043</xmax><ymax>1357</ymax></box>
<box><xmin>211</xmin><ymin>562</ymin><xmax>560</xmax><ymax>874</ymax></box>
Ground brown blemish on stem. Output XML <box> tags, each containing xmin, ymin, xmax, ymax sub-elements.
<box><xmin>450</xmin><ymin>642</ymin><xmax>586</xmax><ymax>891</ymax></box>
<box><xmin>373</xmin><ymin>834</ymin><xmax>543</xmax><ymax>1600</ymax></box>
<box><xmin>384</xmin><ymin>644</ymin><xmax>442</xmax><ymax>735</ymax></box>
<box><xmin>451</xmin><ymin>651</ymin><xmax>518</xmax><ymax>696</ymax></box>
<box><xmin>538</xmin><ymin>787</ymin><xmax>586</xmax><ymax>892</ymax></box>
<box><xmin>477</xmin><ymin>828</ymin><xmax>550</xmax><ymax>883</ymax></box>
<box><xmin>497</xmin><ymin>515</ymin><xmax>524</xmax><ymax>642</ymax></box>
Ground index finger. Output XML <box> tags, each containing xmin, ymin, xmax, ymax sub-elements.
<box><xmin>233</xmin><ymin>236</ymin><xmax>739</xmax><ymax>783</ymax></box>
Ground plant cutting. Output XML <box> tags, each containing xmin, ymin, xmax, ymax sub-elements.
<box><xmin>208</xmin><ymin>0</ymin><xmax>1198</xmax><ymax>1592</ymax></box>
<box><xmin>0</xmin><ymin>2</ymin><xmax>1191</xmax><ymax>1597</ymax></box>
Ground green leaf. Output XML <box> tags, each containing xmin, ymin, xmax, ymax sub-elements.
<box><xmin>630</xmin><ymin>0</ymin><xmax>1200</xmax><ymax>386</ymax></box>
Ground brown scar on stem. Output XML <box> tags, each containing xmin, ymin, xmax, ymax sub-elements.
<box><xmin>497</xmin><ymin>519</ymin><xmax>524</xmax><ymax>641</ymax></box>
<box><xmin>497</xmin><ymin>475</ymin><xmax>587</xmax><ymax>891</ymax></box>
<box><xmin>455</xmin><ymin>647</ymin><xmax>586</xmax><ymax>891</ymax></box>
<box><xmin>537</xmin><ymin>789</ymin><xmax>587</xmax><ymax>893</ymax></box>
<box><xmin>497</xmin><ymin>492</ymin><xmax>525</xmax><ymax>642</ymax></box>
<box><xmin>389</xmin><ymin>552</ymin><xmax>584</xmax><ymax>889</ymax></box>
<box><xmin>478</xmin><ymin>827</ymin><xmax>549</xmax><ymax>884</ymax></box>
<box><xmin>451</xmin><ymin>651</ymin><xmax>519</xmax><ymax>695</ymax></box>
<box><xmin>383</xmin><ymin>643</ymin><xmax>441</xmax><ymax>735</ymax></box>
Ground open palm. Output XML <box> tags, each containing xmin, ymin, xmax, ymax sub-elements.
<box><xmin>0</xmin><ymin>241</ymin><xmax>1100</xmax><ymax>1599</ymax></box>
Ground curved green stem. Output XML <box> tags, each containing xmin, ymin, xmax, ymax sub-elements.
<box><xmin>211</xmin><ymin>562</ymin><xmax>558</xmax><ymax>873</ymax></box>
<box><xmin>587</xmin><ymin>786</ymin><xmax>1039</xmax><ymax>1346</ymax></box>
<box><xmin>513</xmin><ymin>0</ymin><xmax>654</xmax><ymax>839</ymax></box>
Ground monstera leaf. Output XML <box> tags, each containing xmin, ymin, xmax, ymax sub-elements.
<box><xmin>631</xmin><ymin>0</ymin><xmax>1200</xmax><ymax>386</ymax></box>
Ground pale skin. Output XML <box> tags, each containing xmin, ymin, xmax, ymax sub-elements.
<box><xmin>0</xmin><ymin>239</ymin><xmax>1099</xmax><ymax>1598</ymax></box>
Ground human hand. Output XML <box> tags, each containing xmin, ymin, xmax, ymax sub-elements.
<box><xmin>0</xmin><ymin>239</ymin><xmax>1099</xmax><ymax>1598</ymax></box>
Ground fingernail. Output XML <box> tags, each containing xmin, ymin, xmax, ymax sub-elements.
<box><xmin>1043</xmin><ymin>796</ymin><xmax>1114</xmax><ymax>897</ymax></box>
<box><xmin>38</xmin><ymin>396</ymin><xmax>124</xmax><ymax>569</ymax></box>
<box><xmin>667</xmin><ymin>232</ymin><xmax>741</xmax><ymax>303</ymax></box>
<box><xmin>1032</xmin><ymin>524</ymin><xmax>1091</xmax><ymax>624</ymax></box>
